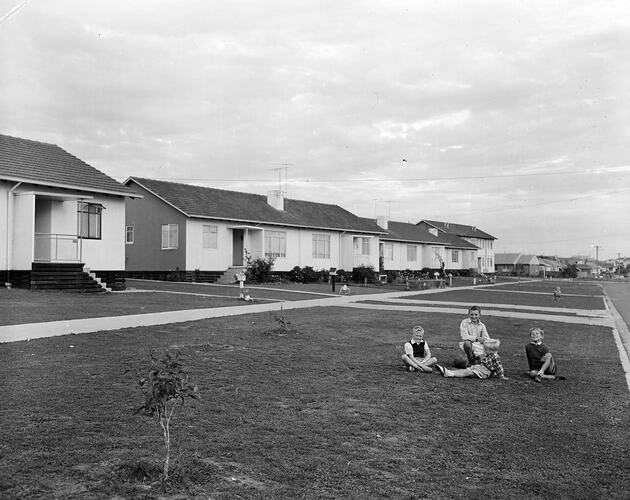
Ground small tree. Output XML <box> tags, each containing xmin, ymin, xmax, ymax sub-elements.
<box><xmin>130</xmin><ymin>349</ymin><xmax>200</xmax><ymax>485</ymax></box>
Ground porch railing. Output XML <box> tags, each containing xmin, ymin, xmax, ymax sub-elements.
<box><xmin>34</xmin><ymin>233</ymin><xmax>82</xmax><ymax>263</ymax></box>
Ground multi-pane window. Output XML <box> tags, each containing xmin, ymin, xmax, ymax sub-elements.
<box><xmin>312</xmin><ymin>233</ymin><xmax>330</xmax><ymax>259</ymax></box>
<box><xmin>265</xmin><ymin>230</ymin><xmax>286</xmax><ymax>258</ymax></box>
<box><xmin>382</xmin><ymin>243</ymin><xmax>394</xmax><ymax>261</ymax></box>
<box><xmin>202</xmin><ymin>225</ymin><xmax>218</xmax><ymax>249</ymax></box>
<box><xmin>161</xmin><ymin>224</ymin><xmax>178</xmax><ymax>249</ymax></box>
<box><xmin>452</xmin><ymin>250</ymin><xmax>459</xmax><ymax>263</ymax></box>
<box><xmin>78</xmin><ymin>202</ymin><xmax>102</xmax><ymax>239</ymax></box>
<box><xmin>406</xmin><ymin>245</ymin><xmax>417</xmax><ymax>262</ymax></box>
<box><xmin>125</xmin><ymin>226</ymin><xmax>134</xmax><ymax>245</ymax></box>
<box><xmin>354</xmin><ymin>237</ymin><xmax>370</xmax><ymax>256</ymax></box>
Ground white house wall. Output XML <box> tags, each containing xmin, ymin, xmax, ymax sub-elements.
<box><xmin>81</xmin><ymin>195</ymin><xmax>126</xmax><ymax>270</ymax></box>
<box><xmin>0</xmin><ymin>184</ymin><xmax>8</xmax><ymax>270</ymax></box>
<box><xmin>11</xmin><ymin>192</ymin><xmax>35</xmax><ymax>269</ymax></box>
<box><xmin>185</xmin><ymin>219</ymin><xmax>233</xmax><ymax>270</ymax></box>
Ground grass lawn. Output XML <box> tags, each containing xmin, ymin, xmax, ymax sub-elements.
<box><xmin>406</xmin><ymin>289</ymin><xmax>607</xmax><ymax>310</ymax></box>
<box><xmin>1</xmin><ymin>302</ymin><xmax>628</xmax><ymax>498</ymax></box>
<box><xmin>0</xmin><ymin>289</ymin><xmax>266</xmax><ymax>326</ymax></box>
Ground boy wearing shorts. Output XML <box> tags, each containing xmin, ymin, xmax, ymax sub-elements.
<box><xmin>460</xmin><ymin>305</ymin><xmax>490</xmax><ymax>366</ymax></box>
<box><xmin>436</xmin><ymin>338</ymin><xmax>508</xmax><ymax>380</ymax></box>
<box><xmin>402</xmin><ymin>325</ymin><xmax>438</xmax><ymax>373</ymax></box>
<box><xmin>525</xmin><ymin>327</ymin><xmax>557</xmax><ymax>382</ymax></box>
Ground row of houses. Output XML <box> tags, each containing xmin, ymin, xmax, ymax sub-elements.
<box><xmin>1</xmin><ymin>134</ymin><xmax>497</xmax><ymax>290</ymax></box>
<box><xmin>494</xmin><ymin>253</ymin><xmax>622</xmax><ymax>278</ymax></box>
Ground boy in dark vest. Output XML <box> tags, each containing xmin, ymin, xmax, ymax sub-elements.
<box><xmin>402</xmin><ymin>325</ymin><xmax>438</xmax><ymax>373</ymax></box>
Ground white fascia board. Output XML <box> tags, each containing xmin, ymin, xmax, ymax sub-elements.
<box><xmin>1</xmin><ymin>175</ymin><xmax>141</xmax><ymax>198</ymax></box>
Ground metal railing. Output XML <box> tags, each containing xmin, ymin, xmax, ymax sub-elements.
<box><xmin>34</xmin><ymin>233</ymin><xmax>82</xmax><ymax>262</ymax></box>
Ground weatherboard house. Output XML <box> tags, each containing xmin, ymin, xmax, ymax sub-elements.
<box><xmin>374</xmin><ymin>218</ymin><xmax>478</xmax><ymax>274</ymax></box>
<box><xmin>1</xmin><ymin>134</ymin><xmax>139</xmax><ymax>290</ymax></box>
<box><xmin>123</xmin><ymin>177</ymin><xmax>384</xmax><ymax>279</ymax></box>
<box><xmin>494</xmin><ymin>253</ymin><xmax>540</xmax><ymax>277</ymax></box>
<box><xmin>416</xmin><ymin>220</ymin><xmax>497</xmax><ymax>275</ymax></box>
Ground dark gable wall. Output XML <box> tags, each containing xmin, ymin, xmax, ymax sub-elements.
<box><xmin>125</xmin><ymin>180</ymin><xmax>187</xmax><ymax>271</ymax></box>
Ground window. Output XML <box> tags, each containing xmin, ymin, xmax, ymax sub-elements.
<box><xmin>382</xmin><ymin>243</ymin><xmax>394</xmax><ymax>261</ymax></box>
<box><xmin>202</xmin><ymin>225</ymin><xmax>218</xmax><ymax>249</ymax></box>
<box><xmin>126</xmin><ymin>226</ymin><xmax>134</xmax><ymax>245</ymax></box>
<box><xmin>452</xmin><ymin>250</ymin><xmax>459</xmax><ymax>263</ymax></box>
<box><xmin>265</xmin><ymin>230</ymin><xmax>286</xmax><ymax>258</ymax></box>
<box><xmin>78</xmin><ymin>202</ymin><xmax>102</xmax><ymax>239</ymax></box>
<box><xmin>312</xmin><ymin>233</ymin><xmax>330</xmax><ymax>259</ymax></box>
<box><xmin>354</xmin><ymin>237</ymin><xmax>370</xmax><ymax>256</ymax></box>
<box><xmin>161</xmin><ymin>224</ymin><xmax>178</xmax><ymax>249</ymax></box>
<box><xmin>406</xmin><ymin>245</ymin><xmax>417</xmax><ymax>262</ymax></box>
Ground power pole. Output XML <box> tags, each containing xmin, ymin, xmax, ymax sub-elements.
<box><xmin>592</xmin><ymin>244</ymin><xmax>601</xmax><ymax>276</ymax></box>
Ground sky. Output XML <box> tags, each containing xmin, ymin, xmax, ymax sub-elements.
<box><xmin>1</xmin><ymin>1</ymin><xmax>629</xmax><ymax>261</ymax></box>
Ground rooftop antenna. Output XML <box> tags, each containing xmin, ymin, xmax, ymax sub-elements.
<box><xmin>385</xmin><ymin>200</ymin><xmax>392</xmax><ymax>219</ymax></box>
<box><xmin>271</xmin><ymin>163</ymin><xmax>292</xmax><ymax>197</ymax></box>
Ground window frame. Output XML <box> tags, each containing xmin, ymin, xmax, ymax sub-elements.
<box><xmin>312</xmin><ymin>233</ymin><xmax>331</xmax><ymax>259</ymax></box>
<box><xmin>452</xmin><ymin>249</ymin><xmax>459</xmax><ymax>263</ymax></box>
<box><xmin>161</xmin><ymin>224</ymin><xmax>179</xmax><ymax>250</ymax></box>
<box><xmin>77</xmin><ymin>202</ymin><xmax>102</xmax><ymax>240</ymax></box>
<box><xmin>265</xmin><ymin>230</ymin><xmax>287</xmax><ymax>258</ymax></box>
<box><xmin>382</xmin><ymin>242</ymin><xmax>394</xmax><ymax>261</ymax></box>
<box><xmin>202</xmin><ymin>224</ymin><xmax>218</xmax><ymax>249</ymax></box>
<box><xmin>406</xmin><ymin>244</ymin><xmax>417</xmax><ymax>262</ymax></box>
<box><xmin>125</xmin><ymin>225</ymin><xmax>134</xmax><ymax>245</ymax></box>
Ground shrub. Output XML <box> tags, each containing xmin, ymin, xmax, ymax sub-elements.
<box><xmin>245</xmin><ymin>251</ymin><xmax>276</xmax><ymax>283</ymax></box>
<box><xmin>288</xmin><ymin>266</ymin><xmax>303</xmax><ymax>283</ymax></box>
<box><xmin>301</xmin><ymin>266</ymin><xmax>319</xmax><ymax>283</ymax></box>
<box><xmin>352</xmin><ymin>265</ymin><xmax>375</xmax><ymax>283</ymax></box>
<box><xmin>128</xmin><ymin>349</ymin><xmax>200</xmax><ymax>486</ymax></box>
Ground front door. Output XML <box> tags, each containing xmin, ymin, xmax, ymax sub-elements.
<box><xmin>232</xmin><ymin>230</ymin><xmax>244</xmax><ymax>265</ymax></box>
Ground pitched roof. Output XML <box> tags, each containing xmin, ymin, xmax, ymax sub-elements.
<box><xmin>420</xmin><ymin>219</ymin><xmax>496</xmax><ymax>240</ymax></box>
<box><xmin>0</xmin><ymin>134</ymin><xmax>136</xmax><ymax>197</ymax></box>
<box><xmin>377</xmin><ymin>220</ymin><xmax>477</xmax><ymax>249</ymax></box>
<box><xmin>495</xmin><ymin>253</ymin><xmax>539</xmax><ymax>265</ymax></box>
<box><xmin>126</xmin><ymin>177</ymin><xmax>385</xmax><ymax>233</ymax></box>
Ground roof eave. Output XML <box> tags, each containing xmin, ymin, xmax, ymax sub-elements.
<box><xmin>1</xmin><ymin>174</ymin><xmax>140</xmax><ymax>198</ymax></box>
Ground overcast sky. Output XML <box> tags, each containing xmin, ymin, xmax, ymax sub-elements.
<box><xmin>1</xmin><ymin>1</ymin><xmax>629</xmax><ymax>260</ymax></box>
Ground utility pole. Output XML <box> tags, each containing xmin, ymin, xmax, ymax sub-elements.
<box><xmin>592</xmin><ymin>243</ymin><xmax>601</xmax><ymax>276</ymax></box>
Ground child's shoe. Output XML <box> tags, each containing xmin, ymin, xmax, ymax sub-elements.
<box><xmin>534</xmin><ymin>374</ymin><xmax>542</xmax><ymax>383</ymax></box>
<box><xmin>435</xmin><ymin>364</ymin><xmax>446</xmax><ymax>376</ymax></box>
<box><xmin>408</xmin><ymin>366</ymin><xmax>416</xmax><ymax>372</ymax></box>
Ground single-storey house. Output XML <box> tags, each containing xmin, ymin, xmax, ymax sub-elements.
<box><xmin>417</xmin><ymin>220</ymin><xmax>496</xmax><ymax>274</ymax></box>
<box><xmin>537</xmin><ymin>256</ymin><xmax>565</xmax><ymax>278</ymax></box>
<box><xmin>1</xmin><ymin>134</ymin><xmax>139</xmax><ymax>290</ymax></box>
<box><xmin>494</xmin><ymin>253</ymin><xmax>540</xmax><ymax>276</ymax></box>
<box><xmin>123</xmin><ymin>177</ymin><xmax>384</xmax><ymax>278</ymax></box>
<box><xmin>375</xmin><ymin>218</ymin><xmax>478</xmax><ymax>274</ymax></box>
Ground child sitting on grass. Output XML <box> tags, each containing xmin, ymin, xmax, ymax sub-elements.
<box><xmin>460</xmin><ymin>305</ymin><xmax>490</xmax><ymax>366</ymax></box>
<box><xmin>526</xmin><ymin>327</ymin><xmax>560</xmax><ymax>382</ymax></box>
<box><xmin>552</xmin><ymin>287</ymin><xmax>562</xmax><ymax>301</ymax></box>
<box><xmin>401</xmin><ymin>325</ymin><xmax>438</xmax><ymax>373</ymax></box>
<box><xmin>436</xmin><ymin>338</ymin><xmax>508</xmax><ymax>380</ymax></box>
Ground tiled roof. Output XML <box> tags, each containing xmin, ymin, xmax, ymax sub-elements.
<box><xmin>377</xmin><ymin>220</ymin><xmax>477</xmax><ymax>248</ymax></box>
<box><xmin>126</xmin><ymin>177</ymin><xmax>385</xmax><ymax>233</ymax></box>
<box><xmin>495</xmin><ymin>253</ymin><xmax>539</xmax><ymax>265</ymax></box>
<box><xmin>0</xmin><ymin>134</ymin><xmax>136</xmax><ymax>197</ymax></box>
<box><xmin>421</xmin><ymin>219</ymin><xmax>496</xmax><ymax>240</ymax></box>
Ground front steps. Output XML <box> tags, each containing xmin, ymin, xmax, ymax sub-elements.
<box><xmin>214</xmin><ymin>266</ymin><xmax>247</xmax><ymax>284</ymax></box>
<box><xmin>30</xmin><ymin>263</ymin><xmax>109</xmax><ymax>293</ymax></box>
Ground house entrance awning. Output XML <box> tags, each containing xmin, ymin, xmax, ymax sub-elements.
<box><xmin>17</xmin><ymin>191</ymin><xmax>94</xmax><ymax>202</ymax></box>
<box><xmin>227</xmin><ymin>225</ymin><xmax>263</xmax><ymax>231</ymax></box>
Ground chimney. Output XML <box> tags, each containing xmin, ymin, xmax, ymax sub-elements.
<box><xmin>429</xmin><ymin>227</ymin><xmax>438</xmax><ymax>236</ymax></box>
<box><xmin>267</xmin><ymin>190</ymin><xmax>284</xmax><ymax>211</ymax></box>
<box><xmin>376</xmin><ymin>216</ymin><xmax>388</xmax><ymax>230</ymax></box>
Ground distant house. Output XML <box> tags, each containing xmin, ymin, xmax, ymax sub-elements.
<box><xmin>1</xmin><ymin>134</ymin><xmax>139</xmax><ymax>289</ymax></box>
<box><xmin>375</xmin><ymin>218</ymin><xmax>478</xmax><ymax>274</ymax></box>
<box><xmin>123</xmin><ymin>177</ymin><xmax>384</xmax><ymax>277</ymax></box>
<box><xmin>537</xmin><ymin>256</ymin><xmax>565</xmax><ymax>278</ymax></box>
<box><xmin>495</xmin><ymin>253</ymin><xmax>540</xmax><ymax>276</ymax></box>
<box><xmin>417</xmin><ymin>220</ymin><xmax>497</xmax><ymax>274</ymax></box>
